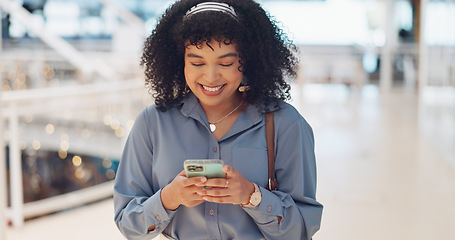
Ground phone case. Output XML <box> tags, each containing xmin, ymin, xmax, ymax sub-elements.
<box><xmin>184</xmin><ymin>159</ymin><xmax>225</xmax><ymax>178</ymax></box>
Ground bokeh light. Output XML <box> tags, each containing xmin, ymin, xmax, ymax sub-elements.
<box><xmin>72</xmin><ymin>155</ymin><xmax>82</xmax><ymax>167</ymax></box>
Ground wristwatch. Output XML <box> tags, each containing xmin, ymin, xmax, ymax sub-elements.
<box><xmin>241</xmin><ymin>182</ymin><xmax>262</xmax><ymax>208</ymax></box>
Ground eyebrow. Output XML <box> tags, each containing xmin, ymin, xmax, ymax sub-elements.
<box><xmin>186</xmin><ymin>52</ymin><xmax>238</xmax><ymax>59</ymax></box>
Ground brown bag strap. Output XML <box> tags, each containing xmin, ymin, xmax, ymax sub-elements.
<box><xmin>265</xmin><ymin>112</ymin><xmax>278</xmax><ymax>191</ymax></box>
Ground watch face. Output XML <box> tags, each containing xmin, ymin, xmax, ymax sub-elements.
<box><xmin>250</xmin><ymin>192</ymin><xmax>262</xmax><ymax>206</ymax></box>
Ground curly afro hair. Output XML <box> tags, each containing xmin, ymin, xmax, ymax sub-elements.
<box><xmin>141</xmin><ymin>0</ymin><xmax>298</xmax><ymax>111</ymax></box>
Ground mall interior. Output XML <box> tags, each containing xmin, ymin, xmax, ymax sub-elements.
<box><xmin>1</xmin><ymin>0</ymin><xmax>454</xmax><ymax>239</ymax></box>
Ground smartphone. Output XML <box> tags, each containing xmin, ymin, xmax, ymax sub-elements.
<box><xmin>184</xmin><ymin>159</ymin><xmax>225</xmax><ymax>179</ymax></box>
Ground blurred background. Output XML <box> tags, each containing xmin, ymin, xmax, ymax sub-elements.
<box><xmin>0</xmin><ymin>0</ymin><xmax>454</xmax><ymax>239</ymax></box>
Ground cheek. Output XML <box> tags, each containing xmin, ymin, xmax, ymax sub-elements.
<box><xmin>183</xmin><ymin>66</ymin><xmax>189</xmax><ymax>81</ymax></box>
<box><xmin>229</xmin><ymin>69</ymin><xmax>243</xmax><ymax>84</ymax></box>
<box><xmin>184</xmin><ymin>66</ymin><xmax>195</xmax><ymax>83</ymax></box>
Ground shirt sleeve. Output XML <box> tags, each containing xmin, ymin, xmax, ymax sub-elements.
<box><xmin>113</xmin><ymin>108</ymin><xmax>176</xmax><ymax>240</ymax></box>
<box><xmin>243</xmin><ymin>115</ymin><xmax>323</xmax><ymax>240</ymax></box>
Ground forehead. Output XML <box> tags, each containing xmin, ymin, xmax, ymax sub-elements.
<box><xmin>184</xmin><ymin>40</ymin><xmax>238</xmax><ymax>55</ymax></box>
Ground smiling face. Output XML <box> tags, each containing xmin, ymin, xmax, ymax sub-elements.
<box><xmin>184</xmin><ymin>40</ymin><xmax>243</xmax><ymax>109</ymax></box>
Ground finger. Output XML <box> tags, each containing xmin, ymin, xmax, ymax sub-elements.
<box><xmin>197</xmin><ymin>178</ymin><xmax>228</xmax><ymax>188</ymax></box>
<box><xmin>190</xmin><ymin>191</ymin><xmax>206</xmax><ymax>200</ymax></box>
<box><xmin>177</xmin><ymin>170</ymin><xmax>186</xmax><ymax>176</ymax></box>
<box><xmin>186</xmin><ymin>185</ymin><xmax>206</xmax><ymax>193</ymax></box>
<box><xmin>179</xmin><ymin>169</ymin><xmax>208</xmax><ymax>183</ymax></box>
<box><xmin>199</xmin><ymin>188</ymin><xmax>230</xmax><ymax>197</ymax></box>
<box><xmin>223</xmin><ymin>165</ymin><xmax>236</xmax><ymax>178</ymax></box>
<box><xmin>179</xmin><ymin>169</ymin><xmax>207</xmax><ymax>182</ymax></box>
<box><xmin>183</xmin><ymin>176</ymin><xmax>207</xmax><ymax>187</ymax></box>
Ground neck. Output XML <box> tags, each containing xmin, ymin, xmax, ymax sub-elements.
<box><xmin>202</xmin><ymin>94</ymin><xmax>243</xmax><ymax>120</ymax></box>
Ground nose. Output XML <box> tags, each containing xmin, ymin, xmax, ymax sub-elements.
<box><xmin>205</xmin><ymin>65</ymin><xmax>220</xmax><ymax>82</ymax></box>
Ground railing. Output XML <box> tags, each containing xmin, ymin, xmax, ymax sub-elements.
<box><xmin>0</xmin><ymin>1</ymin><xmax>148</xmax><ymax>238</ymax></box>
<box><xmin>0</xmin><ymin>80</ymin><xmax>151</xmax><ymax>228</ymax></box>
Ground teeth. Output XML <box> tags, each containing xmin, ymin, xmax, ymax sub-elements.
<box><xmin>202</xmin><ymin>85</ymin><xmax>223</xmax><ymax>92</ymax></box>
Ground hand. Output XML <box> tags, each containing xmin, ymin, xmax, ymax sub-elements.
<box><xmin>196</xmin><ymin>165</ymin><xmax>254</xmax><ymax>205</ymax></box>
<box><xmin>161</xmin><ymin>170</ymin><xmax>207</xmax><ymax>210</ymax></box>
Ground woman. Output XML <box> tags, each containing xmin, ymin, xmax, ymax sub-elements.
<box><xmin>114</xmin><ymin>0</ymin><xmax>323</xmax><ymax>239</ymax></box>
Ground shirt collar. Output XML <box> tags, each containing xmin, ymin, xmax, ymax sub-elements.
<box><xmin>180</xmin><ymin>93</ymin><xmax>208</xmax><ymax>124</ymax></box>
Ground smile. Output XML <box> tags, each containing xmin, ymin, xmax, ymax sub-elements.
<box><xmin>201</xmin><ymin>84</ymin><xmax>224</xmax><ymax>92</ymax></box>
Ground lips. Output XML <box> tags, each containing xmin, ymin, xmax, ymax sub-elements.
<box><xmin>201</xmin><ymin>84</ymin><xmax>224</xmax><ymax>92</ymax></box>
<box><xmin>200</xmin><ymin>84</ymin><xmax>226</xmax><ymax>96</ymax></box>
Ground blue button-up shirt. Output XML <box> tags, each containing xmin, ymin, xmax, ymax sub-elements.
<box><xmin>114</xmin><ymin>93</ymin><xmax>323</xmax><ymax>240</ymax></box>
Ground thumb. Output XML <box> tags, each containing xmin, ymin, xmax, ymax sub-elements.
<box><xmin>223</xmin><ymin>165</ymin><xmax>235</xmax><ymax>178</ymax></box>
<box><xmin>178</xmin><ymin>170</ymin><xmax>187</xmax><ymax>177</ymax></box>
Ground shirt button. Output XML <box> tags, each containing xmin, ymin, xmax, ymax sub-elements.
<box><xmin>213</xmin><ymin>147</ymin><xmax>218</xmax><ymax>152</ymax></box>
<box><xmin>209</xmin><ymin>209</ymin><xmax>215</xmax><ymax>215</ymax></box>
<box><xmin>267</xmin><ymin>206</ymin><xmax>272</xmax><ymax>212</ymax></box>
<box><xmin>156</xmin><ymin>215</ymin><xmax>161</xmax><ymax>221</ymax></box>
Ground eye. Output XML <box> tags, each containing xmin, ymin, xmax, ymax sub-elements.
<box><xmin>220</xmin><ymin>63</ymin><xmax>234</xmax><ymax>67</ymax></box>
<box><xmin>191</xmin><ymin>63</ymin><xmax>205</xmax><ymax>67</ymax></box>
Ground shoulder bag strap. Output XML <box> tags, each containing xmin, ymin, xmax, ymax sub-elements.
<box><xmin>266</xmin><ymin>112</ymin><xmax>311</xmax><ymax>236</ymax></box>
<box><xmin>265</xmin><ymin>112</ymin><xmax>278</xmax><ymax>191</ymax></box>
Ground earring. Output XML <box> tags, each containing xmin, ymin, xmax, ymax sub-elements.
<box><xmin>238</xmin><ymin>78</ymin><xmax>250</xmax><ymax>93</ymax></box>
<box><xmin>238</xmin><ymin>85</ymin><xmax>250</xmax><ymax>92</ymax></box>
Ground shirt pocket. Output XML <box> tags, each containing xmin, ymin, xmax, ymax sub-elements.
<box><xmin>232</xmin><ymin>147</ymin><xmax>268</xmax><ymax>186</ymax></box>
